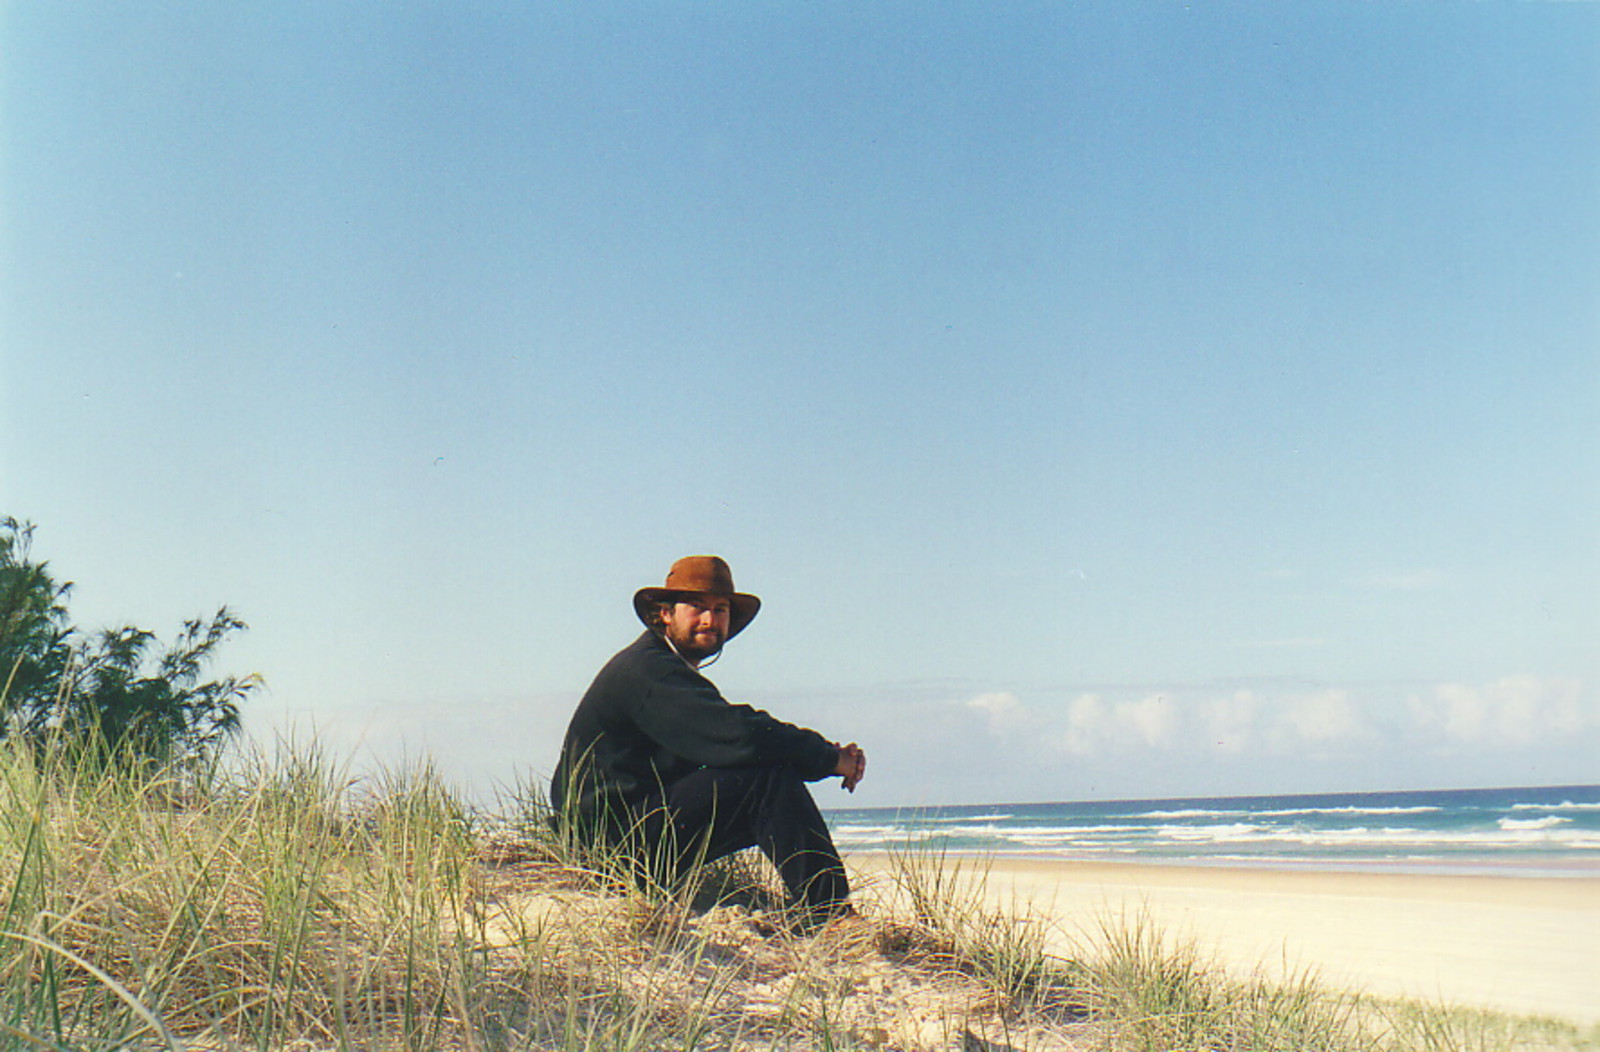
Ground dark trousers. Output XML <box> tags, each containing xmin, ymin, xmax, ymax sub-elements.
<box><xmin>624</xmin><ymin>765</ymin><xmax>850</xmax><ymax>915</ymax></box>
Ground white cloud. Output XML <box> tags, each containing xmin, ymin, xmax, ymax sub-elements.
<box><xmin>1050</xmin><ymin>692</ymin><xmax>1178</xmax><ymax>756</ymax></box>
<box><xmin>965</xmin><ymin>690</ymin><xmax>1027</xmax><ymax>736</ymax></box>
<box><xmin>1417</xmin><ymin>676</ymin><xmax>1591</xmax><ymax>748</ymax></box>
<box><xmin>946</xmin><ymin>676</ymin><xmax>1594</xmax><ymax>780</ymax></box>
<box><xmin>1061</xmin><ymin>688</ymin><xmax>1347</xmax><ymax>757</ymax></box>
<box><xmin>1060</xmin><ymin>692</ymin><xmax>1108</xmax><ymax>757</ymax></box>
<box><xmin>1123</xmin><ymin>694</ymin><xmax>1175</xmax><ymax>748</ymax></box>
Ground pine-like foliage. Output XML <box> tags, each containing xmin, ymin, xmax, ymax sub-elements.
<box><xmin>0</xmin><ymin>518</ymin><xmax>258</xmax><ymax>765</ymax></box>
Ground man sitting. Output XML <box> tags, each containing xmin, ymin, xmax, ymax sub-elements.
<box><xmin>550</xmin><ymin>556</ymin><xmax>865</xmax><ymax>923</ymax></box>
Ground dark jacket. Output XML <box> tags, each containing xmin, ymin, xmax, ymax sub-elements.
<box><xmin>550</xmin><ymin>630</ymin><xmax>839</xmax><ymax>825</ymax></box>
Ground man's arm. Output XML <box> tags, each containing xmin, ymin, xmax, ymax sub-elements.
<box><xmin>626</xmin><ymin>652</ymin><xmax>840</xmax><ymax>778</ymax></box>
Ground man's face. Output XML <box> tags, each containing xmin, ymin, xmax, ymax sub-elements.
<box><xmin>659</xmin><ymin>595</ymin><xmax>732</xmax><ymax>663</ymax></box>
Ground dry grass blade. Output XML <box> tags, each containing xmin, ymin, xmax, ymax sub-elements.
<box><xmin>3</xmin><ymin>930</ymin><xmax>181</xmax><ymax>1051</ymax></box>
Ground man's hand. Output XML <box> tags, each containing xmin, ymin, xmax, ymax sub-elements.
<box><xmin>833</xmin><ymin>742</ymin><xmax>866</xmax><ymax>793</ymax></box>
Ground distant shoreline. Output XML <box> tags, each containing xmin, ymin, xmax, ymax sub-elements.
<box><xmin>842</xmin><ymin>847</ymin><xmax>1600</xmax><ymax>880</ymax></box>
<box><xmin>833</xmin><ymin>782</ymin><xmax>1600</xmax><ymax>812</ymax></box>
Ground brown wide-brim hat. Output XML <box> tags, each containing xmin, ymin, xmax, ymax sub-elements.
<box><xmin>633</xmin><ymin>555</ymin><xmax>761</xmax><ymax>639</ymax></box>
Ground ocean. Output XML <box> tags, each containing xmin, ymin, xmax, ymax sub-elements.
<box><xmin>825</xmin><ymin>784</ymin><xmax>1600</xmax><ymax>877</ymax></box>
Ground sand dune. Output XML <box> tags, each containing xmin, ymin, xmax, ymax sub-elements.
<box><xmin>849</xmin><ymin>855</ymin><xmax>1600</xmax><ymax>1025</ymax></box>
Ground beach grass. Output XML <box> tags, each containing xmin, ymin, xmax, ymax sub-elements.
<box><xmin>0</xmin><ymin>735</ymin><xmax>1593</xmax><ymax>1051</ymax></box>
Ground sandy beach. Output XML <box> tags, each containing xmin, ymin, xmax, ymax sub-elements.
<box><xmin>849</xmin><ymin>854</ymin><xmax>1600</xmax><ymax>1026</ymax></box>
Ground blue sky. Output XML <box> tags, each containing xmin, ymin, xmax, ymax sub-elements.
<box><xmin>4</xmin><ymin>3</ymin><xmax>1596</xmax><ymax>806</ymax></box>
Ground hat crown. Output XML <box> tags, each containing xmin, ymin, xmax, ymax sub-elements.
<box><xmin>662</xmin><ymin>555</ymin><xmax>738</xmax><ymax>595</ymax></box>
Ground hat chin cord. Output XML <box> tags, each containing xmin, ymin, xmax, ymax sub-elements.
<box><xmin>664</xmin><ymin>633</ymin><xmax>721</xmax><ymax>671</ymax></box>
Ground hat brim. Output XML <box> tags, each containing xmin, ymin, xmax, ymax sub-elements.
<box><xmin>634</xmin><ymin>587</ymin><xmax>761</xmax><ymax>640</ymax></box>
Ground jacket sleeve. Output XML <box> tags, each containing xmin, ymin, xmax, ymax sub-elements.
<box><xmin>625</xmin><ymin>656</ymin><xmax>839</xmax><ymax>780</ymax></box>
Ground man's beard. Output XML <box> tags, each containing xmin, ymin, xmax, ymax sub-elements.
<box><xmin>668</xmin><ymin>624</ymin><xmax>724</xmax><ymax>663</ymax></box>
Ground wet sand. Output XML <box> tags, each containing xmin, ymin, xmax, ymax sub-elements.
<box><xmin>848</xmin><ymin>854</ymin><xmax>1600</xmax><ymax>1024</ymax></box>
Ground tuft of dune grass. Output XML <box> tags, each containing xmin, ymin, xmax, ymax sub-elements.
<box><xmin>0</xmin><ymin>735</ymin><xmax>1594</xmax><ymax>1051</ymax></box>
